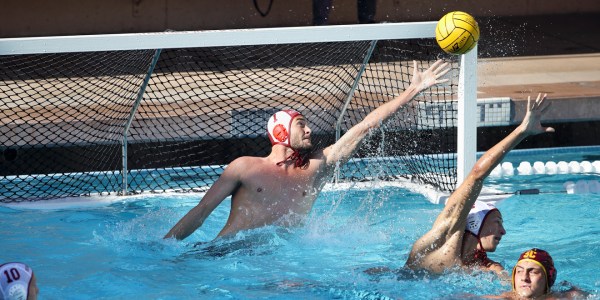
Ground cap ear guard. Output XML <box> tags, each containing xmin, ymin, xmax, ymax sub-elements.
<box><xmin>465</xmin><ymin>201</ymin><xmax>497</xmax><ymax>236</ymax></box>
<box><xmin>272</xmin><ymin>124</ymin><xmax>288</xmax><ymax>143</ymax></box>
<box><xmin>6</xmin><ymin>284</ymin><xmax>28</xmax><ymax>300</ymax></box>
<box><xmin>267</xmin><ymin>110</ymin><xmax>301</xmax><ymax>147</ymax></box>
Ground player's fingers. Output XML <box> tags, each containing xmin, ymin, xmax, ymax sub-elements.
<box><xmin>435</xmin><ymin>67</ymin><xmax>450</xmax><ymax>79</ymax></box>
<box><xmin>535</xmin><ymin>93</ymin><xmax>544</xmax><ymax>104</ymax></box>
<box><xmin>436</xmin><ymin>78</ymin><xmax>450</xmax><ymax>84</ymax></box>
<box><xmin>535</xmin><ymin>93</ymin><xmax>546</xmax><ymax>108</ymax></box>
<box><xmin>433</xmin><ymin>62</ymin><xmax>449</xmax><ymax>74</ymax></box>
<box><xmin>429</xmin><ymin>59</ymin><xmax>443</xmax><ymax>70</ymax></box>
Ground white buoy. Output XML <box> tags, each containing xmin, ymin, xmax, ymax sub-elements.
<box><xmin>564</xmin><ymin>181</ymin><xmax>575</xmax><ymax>194</ymax></box>
<box><xmin>568</xmin><ymin>161</ymin><xmax>582</xmax><ymax>173</ymax></box>
<box><xmin>580</xmin><ymin>161</ymin><xmax>593</xmax><ymax>173</ymax></box>
<box><xmin>533</xmin><ymin>161</ymin><xmax>546</xmax><ymax>174</ymax></box>
<box><xmin>557</xmin><ymin>161</ymin><xmax>569</xmax><ymax>174</ymax></box>
<box><xmin>501</xmin><ymin>162</ymin><xmax>514</xmax><ymax>176</ymax></box>
<box><xmin>490</xmin><ymin>165</ymin><xmax>503</xmax><ymax>177</ymax></box>
<box><xmin>545</xmin><ymin>161</ymin><xmax>558</xmax><ymax>174</ymax></box>
<box><xmin>517</xmin><ymin>161</ymin><xmax>532</xmax><ymax>175</ymax></box>
<box><xmin>490</xmin><ymin>160</ymin><xmax>597</xmax><ymax>177</ymax></box>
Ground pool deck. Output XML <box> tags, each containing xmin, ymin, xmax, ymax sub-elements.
<box><xmin>476</xmin><ymin>13</ymin><xmax>600</xmax><ymax>124</ymax></box>
<box><xmin>478</xmin><ymin>54</ymin><xmax>600</xmax><ymax>123</ymax></box>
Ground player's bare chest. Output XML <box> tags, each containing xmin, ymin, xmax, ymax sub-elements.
<box><xmin>242</xmin><ymin>167</ymin><xmax>317</xmax><ymax>199</ymax></box>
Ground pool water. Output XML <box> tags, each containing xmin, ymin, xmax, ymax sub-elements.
<box><xmin>1</xmin><ymin>148</ymin><xmax>599</xmax><ymax>299</ymax></box>
<box><xmin>1</xmin><ymin>182</ymin><xmax>599</xmax><ymax>299</ymax></box>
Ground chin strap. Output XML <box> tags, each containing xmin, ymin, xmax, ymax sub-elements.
<box><xmin>473</xmin><ymin>238</ymin><xmax>494</xmax><ymax>267</ymax></box>
<box><xmin>276</xmin><ymin>149</ymin><xmax>306</xmax><ymax>168</ymax></box>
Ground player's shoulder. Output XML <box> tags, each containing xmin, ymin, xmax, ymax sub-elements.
<box><xmin>229</xmin><ymin>156</ymin><xmax>265</xmax><ymax>167</ymax></box>
<box><xmin>224</xmin><ymin>156</ymin><xmax>269</xmax><ymax>176</ymax></box>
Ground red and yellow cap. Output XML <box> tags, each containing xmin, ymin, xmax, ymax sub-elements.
<box><xmin>267</xmin><ymin>110</ymin><xmax>302</xmax><ymax>148</ymax></box>
<box><xmin>512</xmin><ymin>248</ymin><xmax>557</xmax><ymax>293</ymax></box>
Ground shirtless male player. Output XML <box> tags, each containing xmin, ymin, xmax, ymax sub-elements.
<box><xmin>164</xmin><ymin>59</ymin><xmax>450</xmax><ymax>240</ymax></box>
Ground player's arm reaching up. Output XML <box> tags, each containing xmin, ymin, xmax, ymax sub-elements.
<box><xmin>320</xmin><ymin>60</ymin><xmax>449</xmax><ymax>174</ymax></box>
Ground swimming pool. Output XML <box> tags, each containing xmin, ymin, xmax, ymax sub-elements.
<box><xmin>1</xmin><ymin>147</ymin><xmax>599</xmax><ymax>299</ymax></box>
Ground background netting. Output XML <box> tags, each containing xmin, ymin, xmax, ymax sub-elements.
<box><xmin>0</xmin><ymin>38</ymin><xmax>460</xmax><ymax>202</ymax></box>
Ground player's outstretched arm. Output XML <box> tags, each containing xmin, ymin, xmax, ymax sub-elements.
<box><xmin>406</xmin><ymin>93</ymin><xmax>553</xmax><ymax>271</ymax></box>
<box><xmin>443</xmin><ymin>93</ymin><xmax>552</xmax><ymax>226</ymax></box>
<box><xmin>461</xmin><ymin>93</ymin><xmax>553</xmax><ymax>184</ymax></box>
<box><xmin>322</xmin><ymin>60</ymin><xmax>449</xmax><ymax>167</ymax></box>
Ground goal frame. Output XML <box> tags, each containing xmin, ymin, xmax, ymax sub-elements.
<box><xmin>0</xmin><ymin>22</ymin><xmax>477</xmax><ymax>193</ymax></box>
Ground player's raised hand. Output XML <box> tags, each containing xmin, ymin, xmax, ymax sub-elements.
<box><xmin>410</xmin><ymin>59</ymin><xmax>450</xmax><ymax>92</ymax></box>
<box><xmin>520</xmin><ymin>93</ymin><xmax>555</xmax><ymax>135</ymax></box>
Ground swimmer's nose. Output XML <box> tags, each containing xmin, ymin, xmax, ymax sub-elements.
<box><xmin>522</xmin><ymin>272</ymin><xmax>531</xmax><ymax>282</ymax></box>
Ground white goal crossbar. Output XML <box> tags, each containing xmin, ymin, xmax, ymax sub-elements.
<box><xmin>0</xmin><ymin>22</ymin><xmax>441</xmax><ymax>54</ymax></box>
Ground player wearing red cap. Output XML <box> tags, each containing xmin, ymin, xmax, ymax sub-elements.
<box><xmin>488</xmin><ymin>248</ymin><xmax>588</xmax><ymax>299</ymax></box>
<box><xmin>165</xmin><ymin>60</ymin><xmax>450</xmax><ymax>240</ymax></box>
<box><xmin>512</xmin><ymin>248</ymin><xmax>557</xmax><ymax>297</ymax></box>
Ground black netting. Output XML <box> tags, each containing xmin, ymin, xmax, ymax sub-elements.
<box><xmin>1</xmin><ymin>50</ymin><xmax>157</xmax><ymax>200</ymax></box>
<box><xmin>1</xmin><ymin>39</ymin><xmax>459</xmax><ymax>202</ymax></box>
<box><xmin>351</xmin><ymin>39</ymin><xmax>459</xmax><ymax>191</ymax></box>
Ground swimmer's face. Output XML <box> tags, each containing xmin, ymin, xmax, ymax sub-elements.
<box><xmin>513</xmin><ymin>260</ymin><xmax>547</xmax><ymax>298</ymax></box>
<box><xmin>289</xmin><ymin>116</ymin><xmax>312</xmax><ymax>150</ymax></box>
<box><xmin>479</xmin><ymin>210</ymin><xmax>505</xmax><ymax>252</ymax></box>
<box><xmin>28</xmin><ymin>273</ymin><xmax>39</xmax><ymax>300</ymax></box>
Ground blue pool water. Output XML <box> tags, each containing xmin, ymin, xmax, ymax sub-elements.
<box><xmin>1</xmin><ymin>147</ymin><xmax>599</xmax><ymax>299</ymax></box>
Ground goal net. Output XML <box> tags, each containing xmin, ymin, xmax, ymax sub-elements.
<box><xmin>0</xmin><ymin>23</ymin><xmax>478</xmax><ymax>202</ymax></box>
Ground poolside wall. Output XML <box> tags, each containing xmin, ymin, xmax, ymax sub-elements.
<box><xmin>478</xmin><ymin>120</ymin><xmax>600</xmax><ymax>151</ymax></box>
<box><xmin>2</xmin><ymin>0</ymin><xmax>600</xmax><ymax>37</ymax></box>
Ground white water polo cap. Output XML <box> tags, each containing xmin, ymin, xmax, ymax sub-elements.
<box><xmin>0</xmin><ymin>262</ymin><xmax>33</xmax><ymax>300</ymax></box>
<box><xmin>466</xmin><ymin>201</ymin><xmax>498</xmax><ymax>236</ymax></box>
<box><xmin>267</xmin><ymin>110</ymin><xmax>302</xmax><ymax>148</ymax></box>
